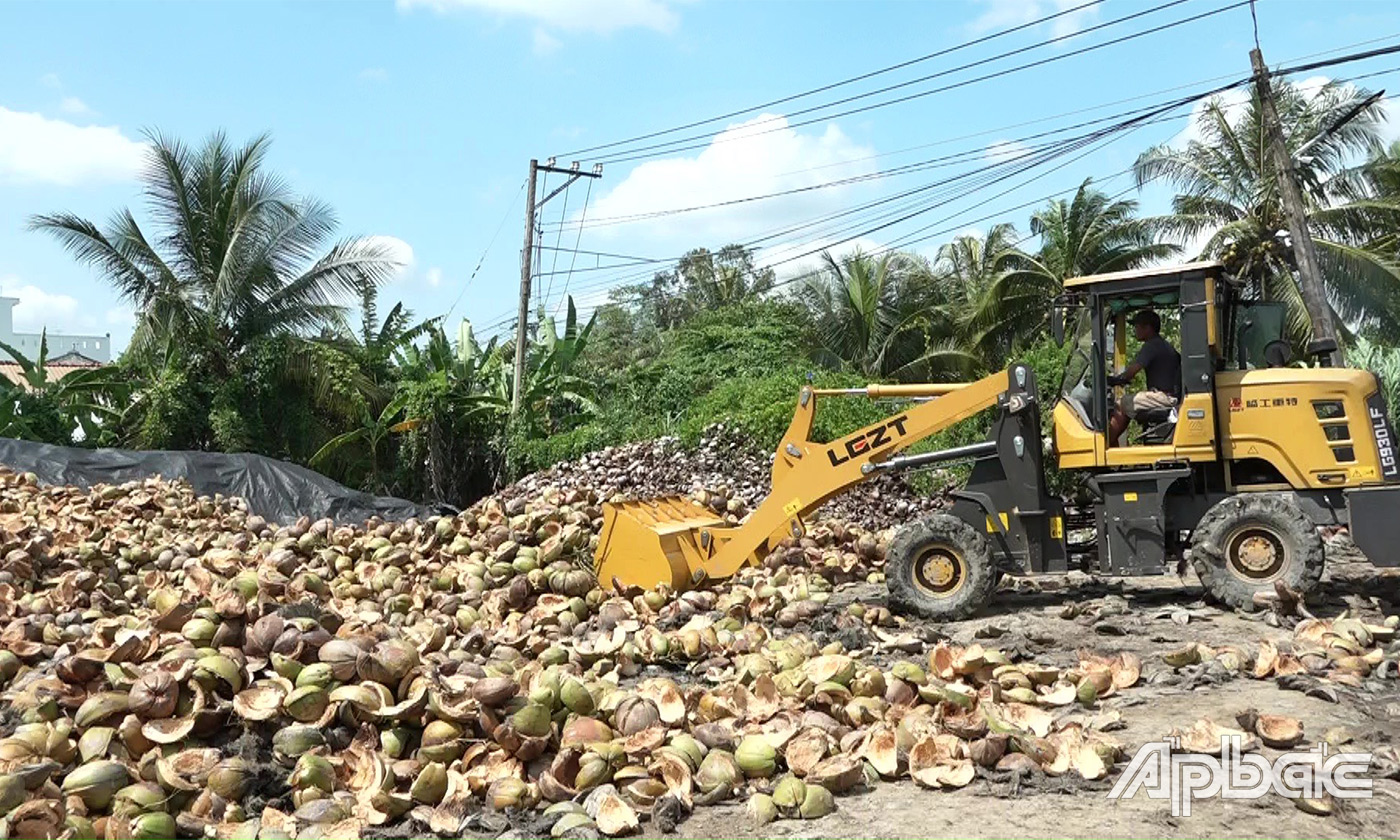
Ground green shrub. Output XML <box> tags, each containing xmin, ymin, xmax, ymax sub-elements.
<box><xmin>1352</xmin><ymin>336</ymin><xmax>1400</xmax><ymax>413</ymax></box>
<box><xmin>513</xmin><ymin>303</ymin><xmax>1083</xmax><ymax>504</ymax></box>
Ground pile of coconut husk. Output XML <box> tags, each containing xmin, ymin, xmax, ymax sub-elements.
<box><xmin>504</xmin><ymin>424</ymin><xmax>943</xmax><ymax>532</ymax></box>
<box><xmin>1154</xmin><ymin>615</ymin><xmax>1398</xmax><ymax>688</ymax></box>
<box><xmin>0</xmin><ymin>467</ymin><xmax>1159</xmax><ymax>840</ymax></box>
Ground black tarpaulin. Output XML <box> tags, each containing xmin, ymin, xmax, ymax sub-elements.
<box><xmin>0</xmin><ymin>437</ymin><xmax>427</xmax><ymax>524</ymax></box>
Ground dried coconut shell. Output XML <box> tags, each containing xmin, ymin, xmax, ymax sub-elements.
<box><xmin>1255</xmin><ymin>714</ymin><xmax>1305</xmax><ymax>749</ymax></box>
<box><xmin>1169</xmin><ymin>718</ymin><xmax>1258</xmax><ymax>755</ymax></box>
<box><xmin>806</xmin><ymin>754</ymin><xmax>863</xmax><ymax>793</ymax></box>
<box><xmin>856</xmin><ymin>724</ymin><xmax>899</xmax><ymax>778</ymax></box>
<box><xmin>594</xmin><ymin>792</ymin><xmax>639</xmax><ymax>837</ymax></box>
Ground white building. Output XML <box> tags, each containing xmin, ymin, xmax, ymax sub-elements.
<box><xmin>0</xmin><ymin>296</ymin><xmax>111</xmax><ymax>363</ymax></box>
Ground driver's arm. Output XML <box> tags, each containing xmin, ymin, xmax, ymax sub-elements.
<box><xmin>1107</xmin><ymin>361</ymin><xmax>1143</xmax><ymax>388</ymax></box>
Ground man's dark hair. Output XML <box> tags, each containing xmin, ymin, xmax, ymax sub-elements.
<box><xmin>1131</xmin><ymin>309</ymin><xmax>1161</xmax><ymax>333</ymax></box>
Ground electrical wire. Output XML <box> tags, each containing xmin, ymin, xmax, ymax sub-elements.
<box><xmin>558</xmin><ymin>0</ymin><xmax>1106</xmax><ymax>158</ymax></box>
<box><xmin>532</xmin><ymin>50</ymin><xmax>1400</xmax><ymax>294</ymax></box>
<box><xmin>483</xmin><ymin>112</ymin><xmax>1179</xmax><ymax>334</ymax></box>
<box><xmin>511</xmin><ymin>78</ymin><xmax>1400</xmax><ymax>333</ymax></box>
<box><xmin>561</xmin><ymin>177</ymin><xmax>595</xmax><ymax>302</ymax></box>
<box><xmin>539</xmin><ymin>30</ymin><xmax>1400</xmax><ymax>234</ymax></box>
<box><xmin>542</xmin><ymin>178</ymin><xmax>572</xmax><ymax>305</ymax></box>
<box><xmin>587</xmin><ymin>0</ymin><xmax>1251</xmax><ymax>166</ymax></box>
<box><xmin>526</xmin><ymin>93</ymin><xmax>1217</xmax><ymax>284</ymax></box>
<box><xmin>445</xmin><ymin>177</ymin><xmax>526</xmax><ymax>321</ymax></box>
<box><xmin>486</xmin><ymin>48</ymin><xmax>1400</xmax><ymax>335</ymax></box>
<box><xmin>541</xmin><ymin>100</ymin><xmax>1200</xmax><ymax>235</ymax></box>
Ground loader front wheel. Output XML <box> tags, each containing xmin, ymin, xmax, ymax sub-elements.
<box><xmin>1189</xmin><ymin>493</ymin><xmax>1324</xmax><ymax>611</ymax></box>
<box><xmin>886</xmin><ymin>514</ymin><xmax>997</xmax><ymax>621</ymax></box>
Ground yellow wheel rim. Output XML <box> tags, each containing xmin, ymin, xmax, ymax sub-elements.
<box><xmin>912</xmin><ymin>546</ymin><xmax>966</xmax><ymax>598</ymax></box>
<box><xmin>1224</xmin><ymin>525</ymin><xmax>1288</xmax><ymax>581</ymax></box>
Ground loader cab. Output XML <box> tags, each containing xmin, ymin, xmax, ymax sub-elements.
<box><xmin>1051</xmin><ymin>261</ymin><xmax>1226</xmax><ymax>471</ymax></box>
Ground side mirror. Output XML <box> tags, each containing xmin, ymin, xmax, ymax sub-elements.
<box><xmin>1050</xmin><ymin>307</ymin><xmax>1065</xmax><ymax>346</ymax></box>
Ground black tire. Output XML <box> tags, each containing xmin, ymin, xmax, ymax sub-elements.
<box><xmin>886</xmin><ymin>514</ymin><xmax>997</xmax><ymax>620</ymax></box>
<box><xmin>1189</xmin><ymin>492</ymin><xmax>1324</xmax><ymax>611</ymax></box>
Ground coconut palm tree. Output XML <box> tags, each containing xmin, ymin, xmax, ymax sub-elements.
<box><xmin>1337</xmin><ymin>140</ymin><xmax>1400</xmax><ymax>264</ymax></box>
<box><xmin>30</xmin><ymin>131</ymin><xmax>401</xmax><ymax>450</ymax></box>
<box><xmin>933</xmin><ymin>223</ymin><xmax>1030</xmax><ymax>365</ymax></box>
<box><xmin>1133</xmin><ymin>80</ymin><xmax>1400</xmax><ymax>342</ymax></box>
<box><xmin>962</xmin><ymin>181</ymin><xmax>1177</xmax><ymax>356</ymax></box>
<box><xmin>799</xmin><ymin>250</ymin><xmax>978</xmax><ymax>382</ymax></box>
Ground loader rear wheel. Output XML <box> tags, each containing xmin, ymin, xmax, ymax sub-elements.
<box><xmin>1189</xmin><ymin>493</ymin><xmax>1324</xmax><ymax>611</ymax></box>
<box><xmin>887</xmin><ymin>514</ymin><xmax>997</xmax><ymax>620</ymax></box>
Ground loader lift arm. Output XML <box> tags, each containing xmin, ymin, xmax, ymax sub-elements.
<box><xmin>594</xmin><ymin>366</ymin><xmax>1043</xmax><ymax>591</ymax></box>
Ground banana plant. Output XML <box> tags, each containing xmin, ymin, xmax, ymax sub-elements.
<box><xmin>0</xmin><ymin>330</ymin><xmax>128</xmax><ymax>444</ymax></box>
<box><xmin>488</xmin><ymin>296</ymin><xmax>599</xmax><ymax>436</ymax></box>
<box><xmin>309</xmin><ymin>390</ymin><xmax>416</xmax><ymax>493</ymax></box>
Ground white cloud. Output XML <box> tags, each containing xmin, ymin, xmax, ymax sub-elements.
<box><xmin>358</xmin><ymin>67</ymin><xmax>388</xmax><ymax>82</ymax></box>
<box><xmin>398</xmin><ymin>0</ymin><xmax>682</xmax><ymax>34</ymax></box>
<box><xmin>39</xmin><ymin>73</ymin><xmax>61</xmax><ymax>90</ymax></box>
<box><xmin>0</xmin><ymin>107</ymin><xmax>145</xmax><ymax>186</ymax></box>
<box><xmin>545</xmin><ymin>115</ymin><xmax>883</xmax><ymax>316</ymax></box>
<box><xmin>968</xmin><ymin>0</ymin><xmax>1100</xmax><ymax>40</ymax></box>
<box><xmin>365</xmin><ymin>235</ymin><xmax>415</xmax><ymax>282</ymax></box>
<box><xmin>58</xmin><ymin>96</ymin><xmax>94</xmax><ymax>117</ymax></box>
<box><xmin>426</xmin><ymin>267</ymin><xmax>444</xmax><ymax>288</ymax></box>
<box><xmin>585</xmin><ymin>114</ymin><xmax>878</xmax><ymax>251</ymax></box>
<box><xmin>0</xmin><ymin>276</ymin><xmax>82</xmax><ymax>334</ymax></box>
<box><xmin>984</xmin><ymin>139</ymin><xmax>1032</xmax><ymax>164</ymax></box>
<box><xmin>532</xmin><ymin>27</ymin><xmax>563</xmax><ymax>56</ymax></box>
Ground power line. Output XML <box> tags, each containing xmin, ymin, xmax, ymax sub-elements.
<box><xmin>528</xmin><ymin>93</ymin><xmax>1217</xmax><ymax>284</ymax></box>
<box><xmin>528</xmin><ymin>131</ymin><xmax>1125</xmax><ymax>281</ymax></box>
<box><xmin>542</xmin><ymin>99</ymin><xmax>1203</xmax><ymax>235</ymax></box>
<box><xmin>540</xmin><ymin>30</ymin><xmax>1400</xmax><ymax>234</ymax></box>
<box><xmin>542</xmin><ymin>177</ymin><xmax>572</xmax><ymax>305</ymax></box>
<box><xmin>483</xmin><ymin>49</ymin><xmax>1400</xmax><ymax>335</ymax></box>
<box><xmin>512</xmin><ymin>67</ymin><xmax>1400</xmax><ymax>333</ymax></box>
<box><xmin>533</xmin><ymin>49</ymin><xmax>1400</xmax><ymax>296</ymax></box>
<box><xmin>494</xmin><ymin>160</ymin><xmax>1169</xmax><ymax>337</ymax></box>
<box><xmin>446</xmin><ymin>177</ymin><xmax>526</xmax><ymax>320</ymax></box>
<box><xmin>483</xmin><ymin>111</ymin><xmax>1179</xmax><ymax>335</ymax></box>
<box><xmin>588</xmin><ymin>0</ymin><xmax>1249</xmax><ymax>166</ymax></box>
<box><xmin>561</xmin><ymin>177</ymin><xmax>596</xmax><ymax>302</ymax></box>
<box><xmin>557</xmin><ymin>0</ymin><xmax>1106</xmax><ymax>159</ymax></box>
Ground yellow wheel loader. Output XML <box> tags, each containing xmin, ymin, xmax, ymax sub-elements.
<box><xmin>594</xmin><ymin>262</ymin><xmax>1400</xmax><ymax>618</ymax></box>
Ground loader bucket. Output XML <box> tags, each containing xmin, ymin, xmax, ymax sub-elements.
<box><xmin>594</xmin><ymin>496</ymin><xmax>727</xmax><ymax>591</ymax></box>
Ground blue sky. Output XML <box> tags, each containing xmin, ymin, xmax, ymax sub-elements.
<box><xmin>2</xmin><ymin>0</ymin><xmax>1398</xmax><ymax>353</ymax></box>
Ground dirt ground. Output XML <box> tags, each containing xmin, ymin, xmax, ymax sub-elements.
<box><xmin>671</xmin><ymin>539</ymin><xmax>1400</xmax><ymax>839</ymax></box>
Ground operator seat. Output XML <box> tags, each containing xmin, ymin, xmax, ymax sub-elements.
<box><xmin>1136</xmin><ymin>405</ymin><xmax>1177</xmax><ymax>444</ymax></box>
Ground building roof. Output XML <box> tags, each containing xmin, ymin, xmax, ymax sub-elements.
<box><xmin>1064</xmin><ymin>260</ymin><xmax>1224</xmax><ymax>289</ymax></box>
<box><xmin>49</xmin><ymin>350</ymin><xmax>103</xmax><ymax>366</ymax></box>
<box><xmin>0</xmin><ymin>354</ymin><xmax>104</xmax><ymax>392</ymax></box>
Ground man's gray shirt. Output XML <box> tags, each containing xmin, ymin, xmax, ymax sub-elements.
<box><xmin>1135</xmin><ymin>335</ymin><xmax>1181</xmax><ymax>397</ymax></box>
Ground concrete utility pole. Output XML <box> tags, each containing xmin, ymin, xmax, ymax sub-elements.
<box><xmin>513</xmin><ymin>159</ymin><xmax>539</xmax><ymax>414</ymax></box>
<box><xmin>512</xmin><ymin>159</ymin><xmax>603</xmax><ymax>413</ymax></box>
<box><xmin>1249</xmin><ymin>47</ymin><xmax>1343</xmax><ymax>366</ymax></box>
